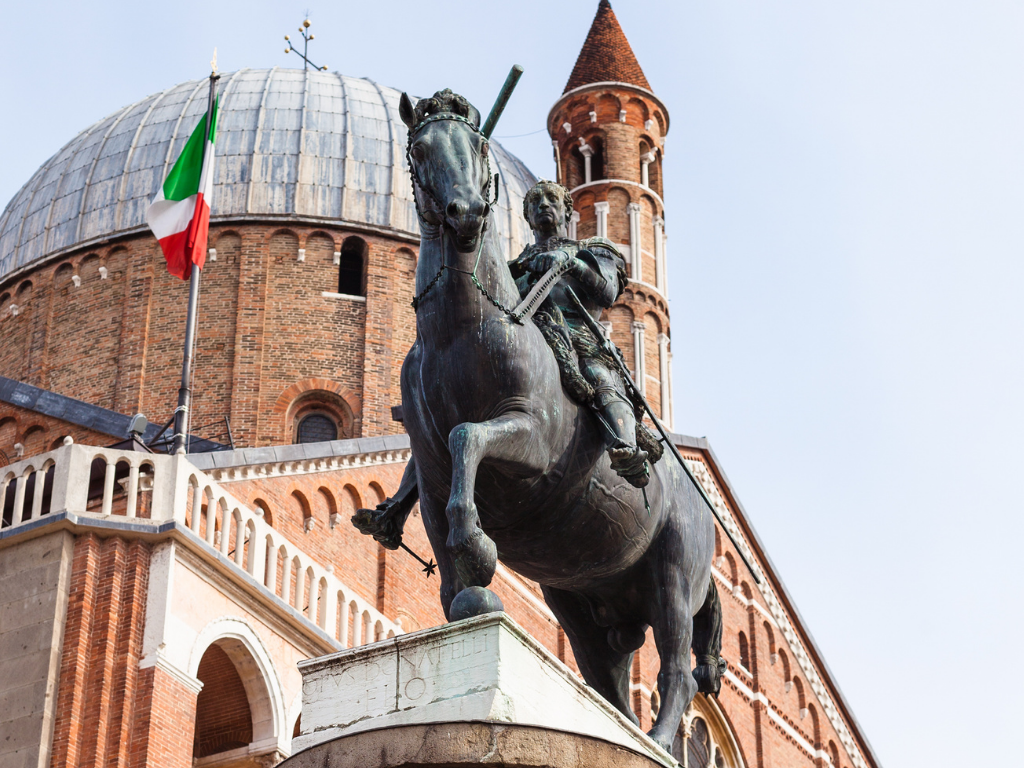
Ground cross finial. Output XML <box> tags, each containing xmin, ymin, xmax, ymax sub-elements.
<box><xmin>284</xmin><ymin>17</ymin><xmax>328</xmax><ymax>71</ymax></box>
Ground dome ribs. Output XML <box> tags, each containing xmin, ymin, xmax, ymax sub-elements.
<box><xmin>564</xmin><ymin>0</ymin><xmax>651</xmax><ymax>94</ymax></box>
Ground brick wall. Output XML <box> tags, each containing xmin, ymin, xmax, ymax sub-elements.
<box><xmin>49</xmin><ymin>534</ymin><xmax>155</xmax><ymax>768</ymax></box>
<box><xmin>0</xmin><ymin>223</ymin><xmax>422</xmax><ymax>460</ymax></box>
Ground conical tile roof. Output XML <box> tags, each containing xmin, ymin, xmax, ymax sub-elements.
<box><xmin>564</xmin><ymin>1</ymin><xmax>651</xmax><ymax>94</ymax></box>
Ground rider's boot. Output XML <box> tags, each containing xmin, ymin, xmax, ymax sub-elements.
<box><xmin>601</xmin><ymin>397</ymin><xmax>649</xmax><ymax>488</ymax></box>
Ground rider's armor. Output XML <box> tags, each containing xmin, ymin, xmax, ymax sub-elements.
<box><xmin>509</xmin><ymin>236</ymin><xmax>663</xmax><ymax>486</ymax></box>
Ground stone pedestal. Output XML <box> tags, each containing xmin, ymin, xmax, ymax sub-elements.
<box><xmin>285</xmin><ymin>612</ymin><xmax>675</xmax><ymax>768</ymax></box>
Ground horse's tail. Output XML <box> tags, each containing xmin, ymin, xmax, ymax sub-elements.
<box><xmin>692</xmin><ymin>576</ymin><xmax>726</xmax><ymax>696</ymax></box>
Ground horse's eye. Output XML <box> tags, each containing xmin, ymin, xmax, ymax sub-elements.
<box><xmin>411</xmin><ymin>145</ymin><xmax>425</xmax><ymax>162</ymax></box>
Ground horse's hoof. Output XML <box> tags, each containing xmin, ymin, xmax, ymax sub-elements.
<box><xmin>449</xmin><ymin>586</ymin><xmax>504</xmax><ymax>622</ymax></box>
<box><xmin>448</xmin><ymin>529</ymin><xmax>497</xmax><ymax>587</ymax></box>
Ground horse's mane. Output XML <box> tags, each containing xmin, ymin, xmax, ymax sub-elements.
<box><xmin>413</xmin><ymin>89</ymin><xmax>478</xmax><ymax>128</ymax></box>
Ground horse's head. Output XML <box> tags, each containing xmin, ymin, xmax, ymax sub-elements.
<box><xmin>400</xmin><ymin>89</ymin><xmax>493</xmax><ymax>252</ymax></box>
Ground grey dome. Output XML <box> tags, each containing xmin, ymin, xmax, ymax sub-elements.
<box><xmin>0</xmin><ymin>68</ymin><xmax>538</xmax><ymax>282</ymax></box>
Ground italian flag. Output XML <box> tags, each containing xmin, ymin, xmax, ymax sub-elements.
<box><xmin>146</xmin><ymin>99</ymin><xmax>218</xmax><ymax>280</ymax></box>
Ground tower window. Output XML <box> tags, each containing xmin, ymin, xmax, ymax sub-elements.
<box><xmin>338</xmin><ymin>236</ymin><xmax>367</xmax><ymax>296</ymax></box>
<box><xmin>296</xmin><ymin>413</ymin><xmax>338</xmax><ymax>444</ymax></box>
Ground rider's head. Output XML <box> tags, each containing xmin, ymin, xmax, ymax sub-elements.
<box><xmin>523</xmin><ymin>180</ymin><xmax>574</xmax><ymax>234</ymax></box>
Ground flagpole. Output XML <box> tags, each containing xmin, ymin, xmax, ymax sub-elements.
<box><xmin>172</xmin><ymin>71</ymin><xmax>218</xmax><ymax>454</ymax></box>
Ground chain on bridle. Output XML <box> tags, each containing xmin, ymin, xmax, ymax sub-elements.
<box><xmin>406</xmin><ymin>113</ymin><xmax>522</xmax><ymax>323</ymax></box>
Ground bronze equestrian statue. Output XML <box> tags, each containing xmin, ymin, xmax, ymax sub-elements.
<box><xmin>352</xmin><ymin>89</ymin><xmax>723</xmax><ymax>752</ymax></box>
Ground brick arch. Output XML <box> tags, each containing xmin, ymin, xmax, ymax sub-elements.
<box><xmin>368</xmin><ymin>481</ymin><xmax>386</xmax><ymax>505</ymax></box>
<box><xmin>21</xmin><ymin>425</ymin><xmax>47</xmax><ymax>457</ymax></box>
<box><xmin>288</xmin><ymin>487</ymin><xmax>312</xmax><ymax>528</ymax></box>
<box><xmin>626</xmin><ymin>97</ymin><xmax>649</xmax><ymax>124</ymax></box>
<box><xmin>53</xmin><ymin>262</ymin><xmax>74</xmax><ymax>286</ymax></box>
<box><xmin>596</xmin><ymin>93</ymin><xmax>621</xmax><ymax>121</ymax></box>
<box><xmin>250</xmin><ymin>497</ymin><xmax>274</xmax><ymax>527</ymax></box>
<box><xmin>78</xmin><ymin>254</ymin><xmax>101</xmax><ymax>282</ymax></box>
<box><xmin>273</xmin><ymin>378</ymin><xmax>361</xmax><ymax>441</ymax></box>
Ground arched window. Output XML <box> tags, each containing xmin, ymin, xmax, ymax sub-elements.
<box><xmin>668</xmin><ymin>700</ymin><xmax>743</xmax><ymax>768</ymax></box>
<box><xmin>296</xmin><ymin>413</ymin><xmax>338</xmax><ymax>444</ymax></box>
<box><xmin>338</xmin><ymin>236</ymin><xmax>367</xmax><ymax>297</ymax></box>
<box><xmin>589</xmin><ymin>136</ymin><xmax>605</xmax><ymax>181</ymax></box>
<box><xmin>738</xmin><ymin>631</ymin><xmax>750</xmax><ymax>672</ymax></box>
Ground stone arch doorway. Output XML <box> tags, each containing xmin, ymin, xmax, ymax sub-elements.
<box><xmin>190</xmin><ymin>620</ymin><xmax>287</xmax><ymax>766</ymax></box>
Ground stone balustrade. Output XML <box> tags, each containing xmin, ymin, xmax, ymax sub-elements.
<box><xmin>0</xmin><ymin>443</ymin><xmax>399</xmax><ymax>649</ymax></box>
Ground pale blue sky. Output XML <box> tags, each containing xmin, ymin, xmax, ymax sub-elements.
<box><xmin>3</xmin><ymin>2</ymin><xmax>1022</xmax><ymax>765</ymax></box>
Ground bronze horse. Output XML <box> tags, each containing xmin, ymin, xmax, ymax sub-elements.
<box><xmin>385</xmin><ymin>89</ymin><xmax>723</xmax><ymax>751</ymax></box>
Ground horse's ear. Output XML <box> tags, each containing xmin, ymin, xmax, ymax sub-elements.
<box><xmin>400</xmin><ymin>93</ymin><xmax>417</xmax><ymax>130</ymax></box>
<box><xmin>467</xmin><ymin>102</ymin><xmax>481</xmax><ymax>129</ymax></box>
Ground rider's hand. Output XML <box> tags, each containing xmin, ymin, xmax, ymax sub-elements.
<box><xmin>527</xmin><ymin>249</ymin><xmax>569</xmax><ymax>273</ymax></box>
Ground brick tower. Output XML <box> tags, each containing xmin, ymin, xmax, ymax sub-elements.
<box><xmin>548</xmin><ymin>0</ymin><xmax>673</xmax><ymax>427</ymax></box>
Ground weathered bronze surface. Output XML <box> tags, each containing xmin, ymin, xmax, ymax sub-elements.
<box><xmin>352</xmin><ymin>89</ymin><xmax>722</xmax><ymax>751</ymax></box>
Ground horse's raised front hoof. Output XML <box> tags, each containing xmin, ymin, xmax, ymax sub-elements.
<box><xmin>447</xmin><ymin>527</ymin><xmax>497</xmax><ymax>587</ymax></box>
<box><xmin>448</xmin><ymin>586</ymin><xmax>504</xmax><ymax>622</ymax></box>
<box><xmin>351</xmin><ymin>507</ymin><xmax>402</xmax><ymax>550</ymax></box>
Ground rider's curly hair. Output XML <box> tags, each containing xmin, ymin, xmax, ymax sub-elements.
<box><xmin>523</xmin><ymin>180</ymin><xmax>574</xmax><ymax>228</ymax></box>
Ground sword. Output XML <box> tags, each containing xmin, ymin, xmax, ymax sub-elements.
<box><xmin>563</xmin><ymin>286</ymin><xmax>762</xmax><ymax>584</ymax></box>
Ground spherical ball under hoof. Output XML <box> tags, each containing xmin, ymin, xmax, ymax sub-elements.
<box><xmin>448</xmin><ymin>586</ymin><xmax>504</xmax><ymax>622</ymax></box>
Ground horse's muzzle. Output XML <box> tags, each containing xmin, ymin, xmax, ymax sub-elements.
<box><xmin>445</xmin><ymin>197</ymin><xmax>489</xmax><ymax>251</ymax></box>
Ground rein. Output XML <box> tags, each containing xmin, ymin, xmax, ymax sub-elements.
<box><xmin>407</xmin><ymin>112</ymin><xmax>521</xmax><ymax>324</ymax></box>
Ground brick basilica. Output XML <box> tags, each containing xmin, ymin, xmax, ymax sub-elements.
<box><xmin>0</xmin><ymin>3</ymin><xmax>879</xmax><ymax>768</ymax></box>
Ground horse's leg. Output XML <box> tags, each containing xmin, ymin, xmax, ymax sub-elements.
<box><xmin>646</xmin><ymin>529</ymin><xmax>700</xmax><ymax>752</ymax></box>
<box><xmin>541</xmin><ymin>585</ymin><xmax>638</xmax><ymax>725</ymax></box>
<box><xmin>692</xmin><ymin>576</ymin><xmax>725</xmax><ymax>696</ymax></box>
<box><xmin>445</xmin><ymin>413</ymin><xmax>542</xmax><ymax>587</ymax></box>
<box><xmin>417</xmin><ymin>488</ymin><xmax>464</xmax><ymax>619</ymax></box>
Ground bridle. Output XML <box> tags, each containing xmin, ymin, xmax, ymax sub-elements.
<box><xmin>406</xmin><ymin>113</ymin><xmax>522</xmax><ymax>323</ymax></box>
<box><xmin>406</xmin><ymin>112</ymin><xmax>498</xmax><ymax>221</ymax></box>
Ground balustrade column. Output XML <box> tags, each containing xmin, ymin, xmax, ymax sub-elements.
<box><xmin>338</xmin><ymin>598</ymin><xmax>349</xmax><ymax>647</ymax></box>
<box><xmin>265</xmin><ymin>542</ymin><xmax>278</xmax><ymax>593</ymax></box>
<box><xmin>30</xmin><ymin>467</ymin><xmax>46</xmax><ymax>520</ymax></box>
<box><xmin>220</xmin><ymin>506</ymin><xmax>233</xmax><ymax>556</ymax></box>
<box><xmin>12</xmin><ymin>474</ymin><xmax>26</xmax><ymax>525</ymax></box>
<box><xmin>234</xmin><ymin>517</ymin><xmax>246</xmax><ymax>567</ymax></box>
<box><xmin>280</xmin><ymin>556</ymin><xmax>291</xmax><ymax>605</ymax></box>
<box><xmin>101</xmin><ymin>460</ymin><xmax>116</xmax><ymax>516</ymax></box>
<box><xmin>125</xmin><ymin>464</ymin><xmax>139</xmax><ymax>518</ymax></box>
<box><xmin>568</xmin><ymin>211</ymin><xmax>580</xmax><ymax>241</ymax></box>
<box><xmin>251</xmin><ymin>532</ymin><xmax>267</xmax><ymax>582</ymax></box>
<box><xmin>205</xmin><ymin>500</ymin><xmax>217</xmax><ymax>545</ymax></box>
